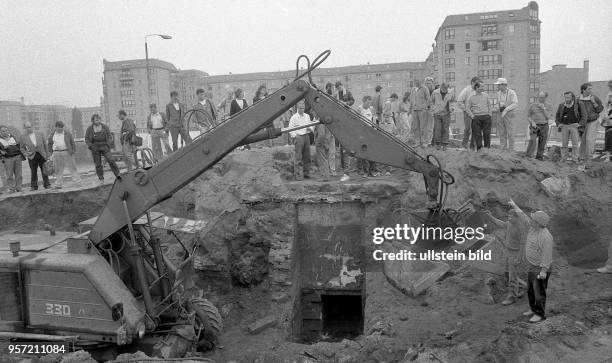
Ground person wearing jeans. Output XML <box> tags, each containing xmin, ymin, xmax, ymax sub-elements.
<box><xmin>288</xmin><ymin>100</ymin><xmax>314</xmax><ymax>181</ymax></box>
<box><xmin>466</xmin><ymin>81</ymin><xmax>492</xmax><ymax>150</ymax></box>
<box><xmin>577</xmin><ymin>82</ymin><xmax>604</xmax><ymax>161</ymax></box>
<box><xmin>431</xmin><ymin>83</ymin><xmax>455</xmax><ymax>150</ymax></box>
<box><xmin>166</xmin><ymin>91</ymin><xmax>191</xmax><ymax>151</ymax></box>
<box><xmin>47</xmin><ymin>121</ymin><xmax>81</xmax><ymax>189</ymax></box>
<box><xmin>555</xmin><ymin>91</ymin><xmax>584</xmax><ymax>161</ymax></box>
<box><xmin>409</xmin><ymin>79</ymin><xmax>431</xmax><ymax>146</ymax></box>
<box><xmin>85</xmin><ymin>114</ymin><xmax>120</xmax><ymax>183</ymax></box>
<box><xmin>0</xmin><ymin>125</ymin><xmax>23</xmax><ymax>193</ymax></box>
<box><xmin>526</xmin><ymin>92</ymin><xmax>553</xmax><ymax>160</ymax></box>
<box><xmin>147</xmin><ymin>103</ymin><xmax>171</xmax><ymax>160</ymax></box>
<box><xmin>521</xmin><ymin>209</ymin><xmax>554</xmax><ymax>323</ymax></box>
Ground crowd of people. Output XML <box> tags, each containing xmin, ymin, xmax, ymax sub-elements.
<box><xmin>1</xmin><ymin>77</ymin><xmax>610</xmax><ymax>193</ymax></box>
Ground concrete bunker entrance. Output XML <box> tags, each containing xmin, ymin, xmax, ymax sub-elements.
<box><xmin>292</xmin><ymin>201</ymin><xmax>365</xmax><ymax>343</ymax></box>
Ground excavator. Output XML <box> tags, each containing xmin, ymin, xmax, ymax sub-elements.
<box><xmin>0</xmin><ymin>51</ymin><xmax>456</xmax><ymax>359</ymax></box>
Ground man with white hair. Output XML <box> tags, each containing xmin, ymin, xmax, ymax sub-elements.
<box><xmin>495</xmin><ymin>78</ymin><xmax>519</xmax><ymax>150</ymax></box>
<box><xmin>517</xmin><ymin>202</ymin><xmax>554</xmax><ymax>323</ymax></box>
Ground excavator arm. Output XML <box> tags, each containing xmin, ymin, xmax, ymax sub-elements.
<box><xmin>89</xmin><ymin>79</ymin><xmax>453</xmax><ymax>244</ymax></box>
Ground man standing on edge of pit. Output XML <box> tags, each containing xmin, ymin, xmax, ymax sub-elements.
<box><xmin>20</xmin><ymin>121</ymin><xmax>50</xmax><ymax>190</ymax></box>
<box><xmin>526</xmin><ymin>91</ymin><xmax>553</xmax><ymax>160</ymax></box>
<box><xmin>288</xmin><ymin>100</ymin><xmax>315</xmax><ymax>181</ymax></box>
<box><xmin>457</xmin><ymin>77</ymin><xmax>480</xmax><ymax>150</ymax></box>
<box><xmin>494</xmin><ymin>77</ymin><xmax>519</xmax><ymax>150</ymax></box>
<box><xmin>166</xmin><ymin>91</ymin><xmax>191</xmax><ymax>151</ymax></box>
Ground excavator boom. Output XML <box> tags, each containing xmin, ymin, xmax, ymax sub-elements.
<box><xmin>90</xmin><ymin>78</ymin><xmax>451</xmax><ymax>244</ymax></box>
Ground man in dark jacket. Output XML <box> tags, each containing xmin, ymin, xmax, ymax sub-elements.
<box><xmin>85</xmin><ymin>114</ymin><xmax>120</xmax><ymax>184</ymax></box>
<box><xmin>20</xmin><ymin>121</ymin><xmax>50</xmax><ymax>190</ymax></box>
<box><xmin>47</xmin><ymin>121</ymin><xmax>81</xmax><ymax>189</ymax></box>
<box><xmin>166</xmin><ymin>91</ymin><xmax>191</xmax><ymax>151</ymax></box>
<box><xmin>554</xmin><ymin>91</ymin><xmax>585</xmax><ymax>161</ymax></box>
<box><xmin>0</xmin><ymin>125</ymin><xmax>23</xmax><ymax>193</ymax></box>
<box><xmin>119</xmin><ymin>109</ymin><xmax>137</xmax><ymax>171</ymax></box>
<box><xmin>578</xmin><ymin>82</ymin><xmax>604</xmax><ymax>161</ymax></box>
<box><xmin>192</xmin><ymin>88</ymin><xmax>217</xmax><ymax>135</ymax></box>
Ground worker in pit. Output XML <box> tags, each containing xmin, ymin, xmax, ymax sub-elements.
<box><xmin>482</xmin><ymin>199</ymin><xmax>530</xmax><ymax>306</ymax></box>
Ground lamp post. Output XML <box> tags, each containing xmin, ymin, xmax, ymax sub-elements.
<box><xmin>145</xmin><ymin>34</ymin><xmax>172</xmax><ymax>107</ymax></box>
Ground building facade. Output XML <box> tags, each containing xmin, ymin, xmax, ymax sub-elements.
<box><xmin>0</xmin><ymin>100</ymin><xmax>27</xmax><ymax>133</ymax></box>
<box><xmin>539</xmin><ymin>62</ymin><xmax>589</xmax><ymax>108</ymax></box>
<box><xmin>102</xmin><ymin>58</ymin><xmax>179</xmax><ymax>132</ymax></box>
<box><xmin>433</xmin><ymin>1</ymin><xmax>541</xmax><ymax>135</ymax></box>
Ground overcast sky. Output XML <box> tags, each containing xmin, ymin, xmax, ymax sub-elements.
<box><xmin>1</xmin><ymin>0</ymin><xmax>610</xmax><ymax>106</ymax></box>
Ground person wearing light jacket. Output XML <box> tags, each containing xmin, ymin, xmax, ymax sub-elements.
<box><xmin>494</xmin><ymin>78</ymin><xmax>519</xmax><ymax>150</ymax></box>
<box><xmin>577</xmin><ymin>82</ymin><xmax>604</xmax><ymax>161</ymax></box>
<box><xmin>47</xmin><ymin>120</ymin><xmax>81</xmax><ymax>189</ymax></box>
<box><xmin>430</xmin><ymin>83</ymin><xmax>456</xmax><ymax>150</ymax></box>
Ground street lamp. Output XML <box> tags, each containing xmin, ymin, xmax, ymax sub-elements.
<box><xmin>145</xmin><ymin>34</ymin><xmax>172</xmax><ymax>107</ymax></box>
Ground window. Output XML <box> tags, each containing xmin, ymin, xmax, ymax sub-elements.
<box><xmin>508</xmin><ymin>24</ymin><xmax>515</xmax><ymax>34</ymax></box>
<box><xmin>480</xmin><ymin>14</ymin><xmax>498</xmax><ymax>20</ymax></box>
<box><xmin>366</xmin><ymin>74</ymin><xmax>372</xmax><ymax>80</ymax></box>
<box><xmin>530</xmin><ymin>8</ymin><xmax>538</xmax><ymax>19</ymax></box>
<box><xmin>444</xmin><ymin>58</ymin><xmax>455</xmax><ymax>68</ymax></box>
<box><xmin>120</xmin><ymin>68</ymin><xmax>132</xmax><ymax>78</ymax></box>
<box><xmin>375</xmin><ymin>73</ymin><xmax>382</xmax><ymax>80</ymax></box>
<box><xmin>120</xmin><ymin>90</ymin><xmax>135</xmax><ymax>97</ymax></box>
<box><xmin>465</xmin><ymin>57</ymin><xmax>471</xmax><ymax>65</ymax></box>
<box><xmin>482</xmin><ymin>40</ymin><xmax>499</xmax><ymax>51</ymax></box>
<box><xmin>345</xmin><ymin>75</ymin><xmax>350</xmax><ymax>82</ymax></box>
<box><xmin>530</xmin><ymin>23</ymin><xmax>539</xmax><ymax>33</ymax></box>
<box><xmin>509</xmin><ymin>12</ymin><xmax>515</xmax><ymax>17</ymax></box>
<box><xmin>529</xmin><ymin>53</ymin><xmax>540</xmax><ymax>63</ymax></box>
<box><xmin>465</xmin><ymin>43</ymin><xmax>470</xmax><ymax>52</ymax></box>
<box><xmin>529</xmin><ymin>97</ymin><xmax>537</xmax><ymax>104</ymax></box>
<box><xmin>529</xmin><ymin>68</ymin><xmax>538</xmax><ymax>77</ymax></box>
<box><xmin>119</xmin><ymin>79</ymin><xmax>133</xmax><ymax>88</ymax></box>
<box><xmin>529</xmin><ymin>82</ymin><xmax>539</xmax><ymax>92</ymax></box>
<box><xmin>127</xmin><ymin>110</ymin><xmax>136</xmax><ymax>117</ymax></box>
<box><xmin>444</xmin><ymin>44</ymin><xmax>455</xmax><ymax>54</ymax></box>
<box><xmin>529</xmin><ymin>38</ymin><xmax>540</xmax><ymax>48</ymax></box>
<box><xmin>444</xmin><ymin>28</ymin><xmax>455</xmax><ymax>39</ymax></box>
<box><xmin>478</xmin><ymin>55</ymin><xmax>503</xmax><ymax>65</ymax></box>
<box><xmin>481</xmin><ymin>23</ymin><xmax>497</xmax><ymax>36</ymax></box>
<box><xmin>445</xmin><ymin>72</ymin><xmax>455</xmax><ymax>82</ymax></box>
<box><xmin>121</xmin><ymin>100</ymin><xmax>135</xmax><ymax>107</ymax></box>
<box><xmin>477</xmin><ymin>69</ymin><xmax>502</xmax><ymax>79</ymax></box>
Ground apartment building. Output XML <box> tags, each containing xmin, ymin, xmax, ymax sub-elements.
<box><xmin>433</xmin><ymin>1</ymin><xmax>541</xmax><ymax>134</ymax></box>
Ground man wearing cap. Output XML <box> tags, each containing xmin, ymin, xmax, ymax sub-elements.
<box><xmin>518</xmin><ymin>202</ymin><xmax>554</xmax><ymax>323</ymax></box>
<box><xmin>495</xmin><ymin>78</ymin><xmax>519</xmax><ymax>150</ymax></box>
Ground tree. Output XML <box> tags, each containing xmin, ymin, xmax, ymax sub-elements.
<box><xmin>72</xmin><ymin>107</ymin><xmax>83</xmax><ymax>138</ymax></box>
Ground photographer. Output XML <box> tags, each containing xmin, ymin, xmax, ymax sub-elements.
<box><xmin>494</xmin><ymin>78</ymin><xmax>519</xmax><ymax>150</ymax></box>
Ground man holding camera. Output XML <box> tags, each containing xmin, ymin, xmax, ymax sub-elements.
<box><xmin>526</xmin><ymin>91</ymin><xmax>552</xmax><ymax>160</ymax></box>
<box><xmin>494</xmin><ymin>78</ymin><xmax>518</xmax><ymax>150</ymax></box>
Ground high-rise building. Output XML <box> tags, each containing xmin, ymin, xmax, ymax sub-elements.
<box><xmin>102</xmin><ymin>58</ymin><xmax>179</xmax><ymax>131</ymax></box>
<box><xmin>433</xmin><ymin>1</ymin><xmax>541</xmax><ymax>135</ymax></box>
